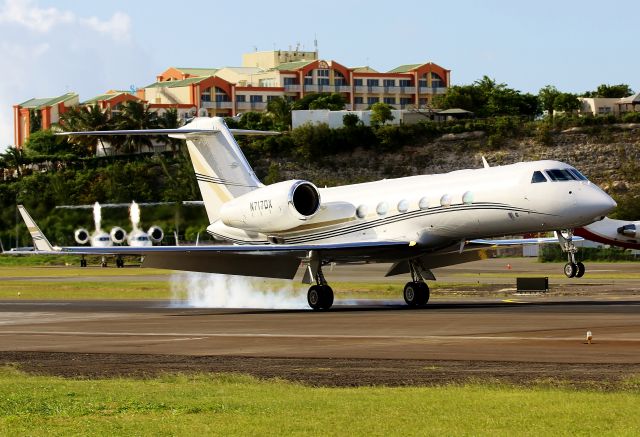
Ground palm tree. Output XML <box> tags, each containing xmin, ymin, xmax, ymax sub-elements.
<box><xmin>114</xmin><ymin>101</ymin><xmax>159</xmax><ymax>153</ymax></box>
<box><xmin>59</xmin><ymin>105</ymin><xmax>113</xmax><ymax>156</ymax></box>
<box><xmin>266</xmin><ymin>96</ymin><xmax>292</xmax><ymax>130</ymax></box>
<box><xmin>157</xmin><ymin>108</ymin><xmax>182</xmax><ymax>151</ymax></box>
<box><xmin>0</xmin><ymin>146</ymin><xmax>24</xmax><ymax>178</ymax></box>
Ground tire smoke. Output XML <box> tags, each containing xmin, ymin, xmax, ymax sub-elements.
<box><xmin>170</xmin><ymin>272</ymin><xmax>308</xmax><ymax>309</ymax></box>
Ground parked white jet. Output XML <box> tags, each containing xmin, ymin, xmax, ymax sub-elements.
<box><xmin>576</xmin><ymin>217</ymin><xmax>640</xmax><ymax>250</ymax></box>
<box><xmin>14</xmin><ymin>117</ymin><xmax>616</xmax><ymax>310</ymax></box>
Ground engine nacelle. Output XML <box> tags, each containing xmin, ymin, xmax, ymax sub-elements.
<box><xmin>74</xmin><ymin>228</ymin><xmax>90</xmax><ymax>245</ymax></box>
<box><xmin>219</xmin><ymin>180</ymin><xmax>321</xmax><ymax>233</ymax></box>
<box><xmin>617</xmin><ymin>224</ymin><xmax>639</xmax><ymax>238</ymax></box>
<box><xmin>110</xmin><ymin>227</ymin><xmax>127</xmax><ymax>244</ymax></box>
<box><xmin>147</xmin><ymin>226</ymin><xmax>164</xmax><ymax>244</ymax></box>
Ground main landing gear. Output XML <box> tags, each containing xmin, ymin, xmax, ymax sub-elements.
<box><xmin>80</xmin><ymin>256</ymin><xmax>87</xmax><ymax>268</ymax></box>
<box><xmin>305</xmin><ymin>252</ymin><xmax>334</xmax><ymax>311</ymax></box>
<box><xmin>556</xmin><ymin>230</ymin><xmax>585</xmax><ymax>278</ymax></box>
<box><xmin>306</xmin><ymin>267</ymin><xmax>334</xmax><ymax>311</ymax></box>
<box><xmin>115</xmin><ymin>256</ymin><xmax>125</xmax><ymax>268</ymax></box>
<box><xmin>403</xmin><ymin>260</ymin><xmax>430</xmax><ymax>307</ymax></box>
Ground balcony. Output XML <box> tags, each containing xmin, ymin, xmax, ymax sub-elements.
<box><xmin>202</xmin><ymin>101</ymin><xmax>232</xmax><ymax>109</ymax></box>
<box><xmin>284</xmin><ymin>84</ymin><xmax>301</xmax><ymax>92</ymax></box>
<box><xmin>418</xmin><ymin>87</ymin><xmax>447</xmax><ymax>95</ymax></box>
<box><xmin>237</xmin><ymin>102</ymin><xmax>267</xmax><ymax>111</ymax></box>
<box><xmin>303</xmin><ymin>84</ymin><xmax>352</xmax><ymax>93</ymax></box>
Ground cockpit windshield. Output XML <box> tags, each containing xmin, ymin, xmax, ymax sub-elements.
<box><xmin>545</xmin><ymin>169</ymin><xmax>580</xmax><ymax>182</ymax></box>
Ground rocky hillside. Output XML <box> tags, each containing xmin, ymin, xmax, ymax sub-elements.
<box><xmin>261</xmin><ymin>124</ymin><xmax>640</xmax><ymax>200</ymax></box>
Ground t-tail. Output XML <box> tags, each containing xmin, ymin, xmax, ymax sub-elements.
<box><xmin>172</xmin><ymin>118</ymin><xmax>263</xmax><ymax>222</ymax></box>
<box><xmin>56</xmin><ymin>117</ymin><xmax>279</xmax><ymax>223</ymax></box>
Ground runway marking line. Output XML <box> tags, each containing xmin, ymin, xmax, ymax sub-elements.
<box><xmin>1</xmin><ymin>330</ymin><xmax>639</xmax><ymax>342</ymax></box>
<box><xmin>501</xmin><ymin>299</ymin><xmax>530</xmax><ymax>304</ymax></box>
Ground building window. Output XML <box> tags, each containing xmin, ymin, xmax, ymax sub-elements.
<box><xmin>304</xmin><ymin>75</ymin><xmax>313</xmax><ymax>85</ymax></box>
<box><xmin>317</xmin><ymin>69</ymin><xmax>329</xmax><ymax>77</ymax></box>
<box><xmin>418</xmin><ymin>79</ymin><xmax>428</xmax><ymax>87</ymax></box>
<box><xmin>215</xmin><ymin>94</ymin><xmax>229</xmax><ymax>102</ymax></box>
<box><xmin>200</xmin><ymin>88</ymin><xmax>211</xmax><ymax>102</ymax></box>
<box><xmin>367</xmin><ymin>97</ymin><xmax>379</xmax><ymax>105</ymax></box>
<box><xmin>400</xmin><ymin>97</ymin><xmax>413</xmax><ymax>105</ymax></box>
<box><xmin>383</xmin><ymin>97</ymin><xmax>396</xmax><ymax>104</ymax></box>
<box><xmin>250</xmin><ymin>95</ymin><xmax>263</xmax><ymax>103</ymax></box>
<box><xmin>419</xmin><ymin>98</ymin><xmax>429</xmax><ymax>106</ymax></box>
<box><xmin>366</xmin><ymin>79</ymin><xmax>379</xmax><ymax>87</ymax></box>
<box><xmin>259</xmin><ymin>78</ymin><xmax>276</xmax><ymax>87</ymax></box>
<box><xmin>283</xmin><ymin>77</ymin><xmax>298</xmax><ymax>85</ymax></box>
<box><xmin>354</xmin><ymin>97</ymin><xmax>364</xmax><ymax>104</ymax></box>
<box><xmin>267</xmin><ymin>95</ymin><xmax>278</xmax><ymax>102</ymax></box>
<box><xmin>383</xmin><ymin>79</ymin><xmax>395</xmax><ymax>87</ymax></box>
<box><xmin>318</xmin><ymin>78</ymin><xmax>330</xmax><ymax>85</ymax></box>
<box><xmin>236</xmin><ymin>95</ymin><xmax>246</xmax><ymax>102</ymax></box>
<box><xmin>399</xmin><ymin>79</ymin><xmax>411</xmax><ymax>87</ymax></box>
<box><xmin>431</xmin><ymin>73</ymin><xmax>443</xmax><ymax>87</ymax></box>
<box><xmin>334</xmin><ymin>71</ymin><xmax>346</xmax><ymax>86</ymax></box>
<box><xmin>354</xmin><ymin>78</ymin><xmax>363</xmax><ymax>86</ymax></box>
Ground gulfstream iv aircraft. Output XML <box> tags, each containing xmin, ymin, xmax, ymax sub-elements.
<box><xmin>15</xmin><ymin>117</ymin><xmax>617</xmax><ymax>310</ymax></box>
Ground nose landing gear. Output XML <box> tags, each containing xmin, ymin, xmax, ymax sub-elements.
<box><xmin>556</xmin><ymin>230</ymin><xmax>585</xmax><ymax>278</ymax></box>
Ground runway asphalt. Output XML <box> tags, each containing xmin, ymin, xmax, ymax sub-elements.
<box><xmin>1</xmin><ymin>258</ymin><xmax>639</xmax><ymax>385</ymax></box>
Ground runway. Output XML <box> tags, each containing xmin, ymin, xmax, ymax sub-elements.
<box><xmin>1</xmin><ymin>296</ymin><xmax>640</xmax><ymax>363</ymax></box>
<box><xmin>2</xmin><ymin>258</ymin><xmax>640</xmax><ymax>385</ymax></box>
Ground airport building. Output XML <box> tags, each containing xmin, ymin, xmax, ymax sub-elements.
<box><xmin>12</xmin><ymin>49</ymin><xmax>451</xmax><ymax>147</ymax></box>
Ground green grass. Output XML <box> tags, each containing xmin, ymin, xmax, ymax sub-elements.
<box><xmin>0</xmin><ymin>367</ymin><xmax>638</xmax><ymax>436</ymax></box>
<box><xmin>0</xmin><ymin>281</ymin><xmax>171</xmax><ymax>300</ymax></box>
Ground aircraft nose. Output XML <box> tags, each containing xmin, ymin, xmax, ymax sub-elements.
<box><xmin>587</xmin><ymin>188</ymin><xmax>617</xmax><ymax>218</ymax></box>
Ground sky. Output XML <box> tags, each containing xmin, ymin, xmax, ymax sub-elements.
<box><xmin>1</xmin><ymin>0</ymin><xmax>638</xmax><ymax>150</ymax></box>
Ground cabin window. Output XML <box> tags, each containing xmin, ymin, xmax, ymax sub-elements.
<box><xmin>418</xmin><ymin>197</ymin><xmax>429</xmax><ymax>210</ymax></box>
<box><xmin>356</xmin><ymin>205</ymin><xmax>368</xmax><ymax>219</ymax></box>
<box><xmin>376</xmin><ymin>202</ymin><xmax>389</xmax><ymax>216</ymax></box>
<box><xmin>545</xmin><ymin>169</ymin><xmax>577</xmax><ymax>181</ymax></box>
<box><xmin>531</xmin><ymin>171</ymin><xmax>548</xmax><ymax>183</ymax></box>
<box><xmin>397</xmin><ymin>199</ymin><xmax>409</xmax><ymax>213</ymax></box>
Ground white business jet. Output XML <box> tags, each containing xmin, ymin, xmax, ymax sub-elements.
<box><xmin>14</xmin><ymin>117</ymin><xmax>616</xmax><ymax>310</ymax></box>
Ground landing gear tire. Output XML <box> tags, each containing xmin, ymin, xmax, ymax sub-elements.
<box><xmin>80</xmin><ymin>259</ymin><xmax>87</xmax><ymax>268</ymax></box>
<box><xmin>575</xmin><ymin>262</ymin><xmax>585</xmax><ymax>278</ymax></box>
<box><xmin>564</xmin><ymin>262</ymin><xmax>577</xmax><ymax>278</ymax></box>
<box><xmin>116</xmin><ymin>258</ymin><xmax>124</xmax><ymax>268</ymax></box>
<box><xmin>307</xmin><ymin>285</ymin><xmax>334</xmax><ymax>311</ymax></box>
<box><xmin>404</xmin><ymin>281</ymin><xmax>429</xmax><ymax>307</ymax></box>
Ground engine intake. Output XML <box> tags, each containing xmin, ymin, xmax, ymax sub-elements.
<box><xmin>219</xmin><ymin>180</ymin><xmax>321</xmax><ymax>233</ymax></box>
<box><xmin>74</xmin><ymin>228</ymin><xmax>89</xmax><ymax>245</ymax></box>
<box><xmin>110</xmin><ymin>227</ymin><xmax>127</xmax><ymax>244</ymax></box>
<box><xmin>617</xmin><ymin>224</ymin><xmax>638</xmax><ymax>238</ymax></box>
<box><xmin>147</xmin><ymin>226</ymin><xmax>164</xmax><ymax>244</ymax></box>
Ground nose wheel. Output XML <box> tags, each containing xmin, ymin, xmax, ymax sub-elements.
<box><xmin>557</xmin><ymin>230</ymin><xmax>586</xmax><ymax>278</ymax></box>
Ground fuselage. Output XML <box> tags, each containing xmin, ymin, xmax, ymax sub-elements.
<box><xmin>208</xmin><ymin>160</ymin><xmax>616</xmax><ymax>247</ymax></box>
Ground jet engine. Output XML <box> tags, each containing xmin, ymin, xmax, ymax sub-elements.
<box><xmin>617</xmin><ymin>224</ymin><xmax>639</xmax><ymax>238</ymax></box>
<box><xmin>110</xmin><ymin>227</ymin><xmax>127</xmax><ymax>244</ymax></box>
<box><xmin>147</xmin><ymin>226</ymin><xmax>164</xmax><ymax>244</ymax></box>
<box><xmin>219</xmin><ymin>180</ymin><xmax>321</xmax><ymax>233</ymax></box>
<box><xmin>74</xmin><ymin>228</ymin><xmax>90</xmax><ymax>245</ymax></box>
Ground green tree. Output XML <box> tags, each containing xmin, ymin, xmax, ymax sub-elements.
<box><xmin>265</xmin><ymin>96</ymin><xmax>292</xmax><ymax>130</ymax></box>
<box><xmin>59</xmin><ymin>104</ymin><xmax>114</xmax><ymax>156</ymax></box>
<box><xmin>553</xmin><ymin>93</ymin><xmax>581</xmax><ymax>113</ymax></box>
<box><xmin>538</xmin><ymin>85</ymin><xmax>560</xmax><ymax>118</ymax></box>
<box><xmin>157</xmin><ymin>108</ymin><xmax>182</xmax><ymax>151</ymax></box>
<box><xmin>0</xmin><ymin>146</ymin><xmax>24</xmax><ymax>177</ymax></box>
<box><xmin>291</xmin><ymin>93</ymin><xmax>346</xmax><ymax>111</ymax></box>
<box><xmin>370</xmin><ymin>102</ymin><xmax>395</xmax><ymax>126</ymax></box>
<box><xmin>342</xmin><ymin>112</ymin><xmax>360</xmax><ymax>128</ymax></box>
<box><xmin>113</xmin><ymin>101</ymin><xmax>160</xmax><ymax>153</ymax></box>
<box><xmin>584</xmin><ymin>84</ymin><xmax>634</xmax><ymax>98</ymax></box>
<box><xmin>23</xmin><ymin>130</ymin><xmax>68</xmax><ymax>157</ymax></box>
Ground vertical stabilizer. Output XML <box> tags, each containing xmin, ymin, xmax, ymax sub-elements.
<box><xmin>180</xmin><ymin>118</ymin><xmax>263</xmax><ymax>222</ymax></box>
<box><xmin>17</xmin><ymin>205</ymin><xmax>54</xmax><ymax>251</ymax></box>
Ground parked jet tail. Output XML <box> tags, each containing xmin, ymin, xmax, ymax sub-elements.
<box><xmin>17</xmin><ymin>205</ymin><xmax>55</xmax><ymax>252</ymax></box>
<box><xmin>56</xmin><ymin>117</ymin><xmax>279</xmax><ymax>222</ymax></box>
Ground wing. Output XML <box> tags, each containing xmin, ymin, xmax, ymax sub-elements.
<box><xmin>469</xmin><ymin>236</ymin><xmax>584</xmax><ymax>246</ymax></box>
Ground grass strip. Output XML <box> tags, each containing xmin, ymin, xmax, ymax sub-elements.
<box><xmin>0</xmin><ymin>367</ymin><xmax>638</xmax><ymax>436</ymax></box>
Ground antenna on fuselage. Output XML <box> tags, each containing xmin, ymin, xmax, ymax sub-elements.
<box><xmin>481</xmin><ymin>156</ymin><xmax>490</xmax><ymax>169</ymax></box>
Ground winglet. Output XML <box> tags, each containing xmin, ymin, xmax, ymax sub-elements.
<box><xmin>482</xmin><ymin>156</ymin><xmax>490</xmax><ymax>169</ymax></box>
<box><xmin>17</xmin><ymin>205</ymin><xmax>55</xmax><ymax>252</ymax></box>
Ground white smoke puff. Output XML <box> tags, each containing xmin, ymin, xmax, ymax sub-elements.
<box><xmin>170</xmin><ymin>272</ymin><xmax>308</xmax><ymax>309</ymax></box>
<box><xmin>129</xmin><ymin>200</ymin><xmax>140</xmax><ymax>230</ymax></box>
<box><xmin>93</xmin><ymin>201</ymin><xmax>102</xmax><ymax>232</ymax></box>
